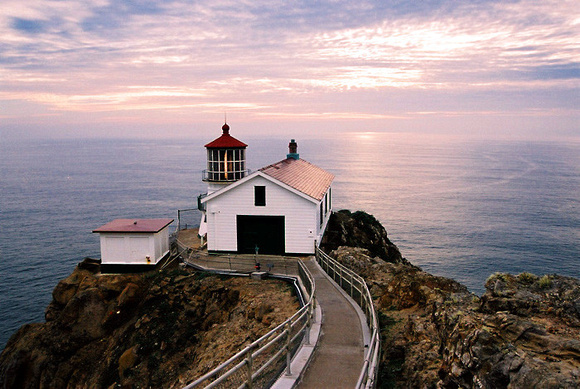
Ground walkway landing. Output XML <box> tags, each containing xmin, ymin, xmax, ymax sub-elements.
<box><xmin>297</xmin><ymin>259</ymin><xmax>365</xmax><ymax>388</ymax></box>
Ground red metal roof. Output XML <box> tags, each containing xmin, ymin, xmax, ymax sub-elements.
<box><xmin>205</xmin><ymin>134</ymin><xmax>247</xmax><ymax>149</ymax></box>
<box><xmin>205</xmin><ymin>123</ymin><xmax>248</xmax><ymax>148</ymax></box>
<box><xmin>93</xmin><ymin>219</ymin><xmax>174</xmax><ymax>233</ymax></box>
<box><xmin>260</xmin><ymin>158</ymin><xmax>334</xmax><ymax>201</ymax></box>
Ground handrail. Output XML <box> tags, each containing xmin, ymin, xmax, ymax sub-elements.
<box><xmin>175</xmin><ymin>237</ymin><xmax>300</xmax><ymax>276</ymax></box>
<box><xmin>315</xmin><ymin>247</ymin><xmax>380</xmax><ymax>389</ymax></box>
<box><xmin>181</xmin><ymin>258</ymin><xmax>316</xmax><ymax>389</ymax></box>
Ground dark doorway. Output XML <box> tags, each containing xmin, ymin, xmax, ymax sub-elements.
<box><xmin>237</xmin><ymin>215</ymin><xmax>285</xmax><ymax>255</ymax></box>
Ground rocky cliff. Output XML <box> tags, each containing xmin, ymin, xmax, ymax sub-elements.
<box><xmin>2</xmin><ymin>210</ymin><xmax>579</xmax><ymax>389</ymax></box>
<box><xmin>0</xmin><ymin>260</ymin><xmax>299</xmax><ymax>388</ymax></box>
<box><xmin>323</xmin><ymin>211</ymin><xmax>580</xmax><ymax>389</ymax></box>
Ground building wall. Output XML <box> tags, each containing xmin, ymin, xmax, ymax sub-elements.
<box><xmin>99</xmin><ymin>229</ymin><xmax>169</xmax><ymax>264</ymax></box>
<box><xmin>205</xmin><ymin>175</ymin><xmax>319</xmax><ymax>254</ymax></box>
<box><xmin>154</xmin><ymin>228</ymin><xmax>170</xmax><ymax>260</ymax></box>
<box><xmin>316</xmin><ymin>185</ymin><xmax>333</xmax><ymax>245</ymax></box>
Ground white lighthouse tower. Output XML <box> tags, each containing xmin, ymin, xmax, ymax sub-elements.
<box><xmin>198</xmin><ymin>123</ymin><xmax>248</xmax><ymax>240</ymax></box>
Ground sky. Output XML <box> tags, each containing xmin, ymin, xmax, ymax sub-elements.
<box><xmin>0</xmin><ymin>0</ymin><xmax>578</xmax><ymax>140</ymax></box>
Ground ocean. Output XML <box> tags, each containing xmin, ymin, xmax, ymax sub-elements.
<box><xmin>1</xmin><ymin>133</ymin><xmax>578</xmax><ymax>350</ymax></box>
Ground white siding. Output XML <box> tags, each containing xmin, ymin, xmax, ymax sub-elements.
<box><xmin>103</xmin><ymin>236</ymin><xmax>126</xmax><ymax>263</ymax></box>
<box><xmin>206</xmin><ymin>175</ymin><xmax>319</xmax><ymax>254</ymax></box>
<box><xmin>315</xmin><ymin>185</ymin><xmax>332</xmax><ymax>245</ymax></box>
<box><xmin>99</xmin><ymin>227</ymin><xmax>170</xmax><ymax>264</ymax></box>
<box><xmin>153</xmin><ymin>228</ymin><xmax>170</xmax><ymax>261</ymax></box>
<box><xmin>128</xmin><ymin>236</ymin><xmax>151</xmax><ymax>262</ymax></box>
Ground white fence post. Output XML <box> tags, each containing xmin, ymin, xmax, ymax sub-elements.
<box><xmin>285</xmin><ymin>323</ymin><xmax>292</xmax><ymax>376</ymax></box>
<box><xmin>245</xmin><ymin>350</ymin><xmax>253</xmax><ymax>389</ymax></box>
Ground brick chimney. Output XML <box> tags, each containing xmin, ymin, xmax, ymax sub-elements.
<box><xmin>287</xmin><ymin>139</ymin><xmax>299</xmax><ymax>160</ymax></box>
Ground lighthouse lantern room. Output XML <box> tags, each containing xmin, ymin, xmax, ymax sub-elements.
<box><xmin>203</xmin><ymin>123</ymin><xmax>248</xmax><ymax>194</ymax></box>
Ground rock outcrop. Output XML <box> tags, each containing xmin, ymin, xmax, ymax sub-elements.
<box><xmin>334</xmin><ymin>247</ymin><xmax>580</xmax><ymax>388</ymax></box>
<box><xmin>321</xmin><ymin>210</ymin><xmax>405</xmax><ymax>264</ymax></box>
<box><xmin>326</xmin><ymin>210</ymin><xmax>580</xmax><ymax>388</ymax></box>
<box><xmin>0</xmin><ymin>260</ymin><xmax>299</xmax><ymax>388</ymax></box>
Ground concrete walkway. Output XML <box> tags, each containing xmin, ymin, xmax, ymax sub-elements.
<box><xmin>297</xmin><ymin>259</ymin><xmax>365</xmax><ymax>388</ymax></box>
<box><xmin>175</xmin><ymin>233</ymin><xmax>366</xmax><ymax>388</ymax></box>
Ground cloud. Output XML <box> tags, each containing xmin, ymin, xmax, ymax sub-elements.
<box><xmin>11</xmin><ymin>17</ymin><xmax>48</xmax><ymax>34</ymax></box>
<box><xmin>80</xmin><ymin>0</ymin><xmax>165</xmax><ymax>32</ymax></box>
<box><xmin>0</xmin><ymin>0</ymin><xmax>578</xmax><ymax>138</ymax></box>
<box><xmin>531</xmin><ymin>64</ymin><xmax>580</xmax><ymax>80</ymax></box>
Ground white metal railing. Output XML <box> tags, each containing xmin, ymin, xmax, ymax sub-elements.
<box><xmin>175</xmin><ymin>239</ymin><xmax>299</xmax><ymax>277</ymax></box>
<box><xmin>181</xmin><ymin>258</ymin><xmax>316</xmax><ymax>389</ymax></box>
<box><xmin>315</xmin><ymin>246</ymin><xmax>380</xmax><ymax>389</ymax></box>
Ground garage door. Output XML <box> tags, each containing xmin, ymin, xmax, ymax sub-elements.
<box><xmin>237</xmin><ymin>215</ymin><xmax>285</xmax><ymax>255</ymax></box>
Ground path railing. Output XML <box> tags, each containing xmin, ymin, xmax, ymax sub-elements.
<box><xmin>180</xmin><ymin>255</ymin><xmax>316</xmax><ymax>389</ymax></box>
<box><xmin>175</xmin><ymin>237</ymin><xmax>299</xmax><ymax>276</ymax></box>
<box><xmin>315</xmin><ymin>246</ymin><xmax>380</xmax><ymax>389</ymax></box>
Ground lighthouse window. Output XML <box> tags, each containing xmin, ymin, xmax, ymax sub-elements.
<box><xmin>255</xmin><ymin>186</ymin><xmax>266</xmax><ymax>206</ymax></box>
<box><xmin>206</xmin><ymin>148</ymin><xmax>247</xmax><ymax>181</ymax></box>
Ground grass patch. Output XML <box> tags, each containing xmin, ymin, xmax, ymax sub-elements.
<box><xmin>517</xmin><ymin>272</ymin><xmax>538</xmax><ymax>285</ymax></box>
<box><xmin>538</xmin><ymin>275</ymin><xmax>553</xmax><ymax>289</ymax></box>
<box><xmin>486</xmin><ymin>272</ymin><xmax>509</xmax><ymax>283</ymax></box>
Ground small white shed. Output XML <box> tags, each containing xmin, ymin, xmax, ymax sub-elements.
<box><xmin>93</xmin><ymin>218</ymin><xmax>174</xmax><ymax>272</ymax></box>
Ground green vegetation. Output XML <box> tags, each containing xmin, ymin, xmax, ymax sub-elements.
<box><xmin>486</xmin><ymin>272</ymin><xmax>509</xmax><ymax>283</ymax></box>
<box><xmin>517</xmin><ymin>272</ymin><xmax>538</xmax><ymax>285</ymax></box>
<box><xmin>538</xmin><ymin>275</ymin><xmax>553</xmax><ymax>289</ymax></box>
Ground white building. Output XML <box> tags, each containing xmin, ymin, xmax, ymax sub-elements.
<box><xmin>93</xmin><ymin>218</ymin><xmax>174</xmax><ymax>272</ymax></box>
<box><xmin>198</xmin><ymin>126</ymin><xmax>334</xmax><ymax>255</ymax></box>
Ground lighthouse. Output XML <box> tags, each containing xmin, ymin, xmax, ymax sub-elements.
<box><xmin>198</xmin><ymin>123</ymin><xmax>248</xmax><ymax>241</ymax></box>
<box><xmin>198</xmin><ymin>134</ymin><xmax>334</xmax><ymax>255</ymax></box>
<box><xmin>203</xmin><ymin>123</ymin><xmax>248</xmax><ymax>194</ymax></box>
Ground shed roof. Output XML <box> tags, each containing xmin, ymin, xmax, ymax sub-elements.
<box><xmin>93</xmin><ymin>219</ymin><xmax>174</xmax><ymax>233</ymax></box>
<box><xmin>259</xmin><ymin>158</ymin><xmax>334</xmax><ymax>201</ymax></box>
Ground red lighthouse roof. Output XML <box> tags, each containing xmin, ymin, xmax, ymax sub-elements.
<box><xmin>205</xmin><ymin>123</ymin><xmax>248</xmax><ymax>149</ymax></box>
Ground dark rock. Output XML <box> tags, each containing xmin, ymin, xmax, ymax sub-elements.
<box><xmin>78</xmin><ymin>257</ymin><xmax>100</xmax><ymax>272</ymax></box>
<box><xmin>321</xmin><ymin>210</ymin><xmax>405</xmax><ymax>264</ymax></box>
